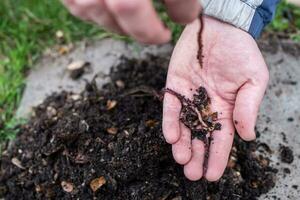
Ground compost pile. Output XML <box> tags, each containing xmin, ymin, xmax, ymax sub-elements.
<box><xmin>0</xmin><ymin>57</ymin><xmax>276</xmax><ymax>200</ymax></box>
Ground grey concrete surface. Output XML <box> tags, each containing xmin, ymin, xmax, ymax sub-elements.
<box><xmin>258</xmin><ymin>48</ymin><xmax>300</xmax><ymax>200</ymax></box>
<box><xmin>17</xmin><ymin>39</ymin><xmax>299</xmax><ymax>199</ymax></box>
<box><xmin>16</xmin><ymin>39</ymin><xmax>173</xmax><ymax>118</ymax></box>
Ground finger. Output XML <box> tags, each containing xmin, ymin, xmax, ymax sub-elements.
<box><xmin>233</xmin><ymin>74</ymin><xmax>269</xmax><ymax>141</ymax></box>
<box><xmin>71</xmin><ymin>0</ymin><xmax>124</xmax><ymax>34</ymax></box>
<box><xmin>164</xmin><ymin>0</ymin><xmax>201</xmax><ymax>24</ymax></box>
<box><xmin>105</xmin><ymin>0</ymin><xmax>171</xmax><ymax>44</ymax></box>
<box><xmin>184</xmin><ymin>139</ymin><xmax>205</xmax><ymax>181</ymax></box>
<box><xmin>163</xmin><ymin>93</ymin><xmax>181</xmax><ymax>144</ymax></box>
<box><xmin>163</xmin><ymin>78</ymin><xmax>195</xmax><ymax>144</ymax></box>
<box><xmin>172</xmin><ymin>123</ymin><xmax>192</xmax><ymax>165</ymax></box>
<box><xmin>84</xmin><ymin>0</ymin><xmax>124</xmax><ymax>34</ymax></box>
<box><xmin>205</xmin><ymin>119</ymin><xmax>235</xmax><ymax>182</ymax></box>
<box><xmin>62</xmin><ymin>0</ymin><xmax>89</xmax><ymax>20</ymax></box>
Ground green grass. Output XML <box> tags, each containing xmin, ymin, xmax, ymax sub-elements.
<box><xmin>0</xmin><ymin>0</ymin><xmax>181</xmax><ymax>142</ymax></box>
<box><xmin>0</xmin><ymin>0</ymin><xmax>106</xmax><ymax>141</ymax></box>
<box><xmin>0</xmin><ymin>0</ymin><xmax>299</xmax><ymax>143</ymax></box>
<box><xmin>269</xmin><ymin>1</ymin><xmax>300</xmax><ymax>41</ymax></box>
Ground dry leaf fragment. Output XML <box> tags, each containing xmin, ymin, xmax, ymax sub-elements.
<box><xmin>145</xmin><ymin>120</ymin><xmax>158</xmax><ymax>128</ymax></box>
<box><xmin>70</xmin><ymin>94</ymin><xmax>81</xmax><ymax>101</ymax></box>
<box><xmin>258</xmin><ymin>155</ymin><xmax>269</xmax><ymax>167</ymax></box>
<box><xmin>35</xmin><ymin>185</ymin><xmax>42</xmax><ymax>193</ymax></box>
<box><xmin>58</xmin><ymin>45</ymin><xmax>72</xmax><ymax>55</ymax></box>
<box><xmin>107</xmin><ymin>127</ymin><xmax>118</xmax><ymax>135</ymax></box>
<box><xmin>61</xmin><ymin>181</ymin><xmax>74</xmax><ymax>193</ymax></box>
<box><xmin>11</xmin><ymin>157</ymin><xmax>25</xmax><ymax>169</ymax></box>
<box><xmin>46</xmin><ymin>106</ymin><xmax>57</xmax><ymax>117</ymax></box>
<box><xmin>67</xmin><ymin>60</ymin><xmax>89</xmax><ymax>79</ymax></box>
<box><xmin>106</xmin><ymin>100</ymin><xmax>117</xmax><ymax>110</ymax></box>
<box><xmin>56</xmin><ymin>30</ymin><xmax>64</xmax><ymax>39</ymax></box>
<box><xmin>227</xmin><ymin>155</ymin><xmax>237</xmax><ymax>168</ymax></box>
<box><xmin>250</xmin><ymin>180</ymin><xmax>259</xmax><ymax>188</ymax></box>
<box><xmin>67</xmin><ymin>60</ymin><xmax>88</xmax><ymax>71</ymax></box>
<box><xmin>115</xmin><ymin>80</ymin><xmax>125</xmax><ymax>88</ymax></box>
<box><xmin>90</xmin><ymin>176</ymin><xmax>106</xmax><ymax>192</ymax></box>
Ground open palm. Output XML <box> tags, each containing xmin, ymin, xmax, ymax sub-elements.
<box><xmin>163</xmin><ymin>17</ymin><xmax>269</xmax><ymax>181</ymax></box>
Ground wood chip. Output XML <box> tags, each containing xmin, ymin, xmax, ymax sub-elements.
<box><xmin>11</xmin><ymin>157</ymin><xmax>25</xmax><ymax>169</ymax></box>
<box><xmin>115</xmin><ymin>80</ymin><xmax>125</xmax><ymax>88</ymax></box>
<box><xmin>107</xmin><ymin>127</ymin><xmax>118</xmax><ymax>135</ymax></box>
<box><xmin>227</xmin><ymin>155</ymin><xmax>237</xmax><ymax>168</ymax></box>
<box><xmin>145</xmin><ymin>120</ymin><xmax>158</xmax><ymax>128</ymax></box>
<box><xmin>258</xmin><ymin>155</ymin><xmax>269</xmax><ymax>167</ymax></box>
<box><xmin>70</xmin><ymin>94</ymin><xmax>81</xmax><ymax>101</ymax></box>
<box><xmin>61</xmin><ymin>181</ymin><xmax>74</xmax><ymax>193</ymax></box>
<box><xmin>46</xmin><ymin>106</ymin><xmax>57</xmax><ymax>117</ymax></box>
<box><xmin>35</xmin><ymin>185</ymin><xmax>42</xmax><ymax>193</ymax></box>
<box><xmin>58</xmin><ymin>45</ymin><xmax>72</xmax><ymax>55</ymax></box>
<box><xmin>250</xmin><ymin>180</ymin><xmax>259</xmax><ymax>188</ymax></box>
<box><xmin>67</xmin><ymin>60</ymin><xmax>88</xmax><ymax>71</ymax></box>
<box><xmin>67</xmin><ymin>60</ymin><xmax>89</xmax><ymax>79</ymax></box>
<box><xmin>106</xmin><ymin>100</ymin><xmax>117</xmax><ymax>110</ymax></box>
<box><xmin>90</xmin><ymin>176</ymin><xmax>106</xmax><ymax>192</ymax></box>
<box><xmin>55</xmin><ymin>30</ymin><xmax>64</xmax><ymax>39</ymax></box>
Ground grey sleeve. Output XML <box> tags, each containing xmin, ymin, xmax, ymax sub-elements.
<box><xmin>199</xmin><ymin>0</ymin><xmax>280</xmax><ymax>38</ymax></box>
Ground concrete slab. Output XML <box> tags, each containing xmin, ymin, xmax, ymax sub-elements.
<box><xmin>16</xmin><ymin>39</ymin><xmax>173</xmax><ymax>118</ymax></box>
<box><xmin>16</xmin><ymin>38</ymin><xmax>300</xmax><ymax>199</ymax></box>
<box><xmin>258</xmin><ymin>45</ymin><xmax>300</xmax><ymax>200</ymax></box>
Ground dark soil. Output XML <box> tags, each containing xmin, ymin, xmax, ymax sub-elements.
<box><xmin>0</xmin><ymin>57</ymin><xmax>277</xmax><ymax>200</ymax></box>
<box><xmin>279</xmin><ymin>145</ymin><xmax>294</xmax><ymax>164</ymax></box>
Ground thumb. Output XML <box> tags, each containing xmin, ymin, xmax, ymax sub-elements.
<box><xmin>233</xmin><ymin>74</ymin><xmax>269</xmax><ymax>141</ymax></box>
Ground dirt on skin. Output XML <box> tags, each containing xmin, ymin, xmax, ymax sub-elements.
<box><xmin>163</xmin><ymin>87</ymin><xmax>221</xmax><ymax>174</ymax></box>
<box><xmin>0</xmin><ymin>57</ymin><xmax>277</xmax><ymax>200</ymax></box>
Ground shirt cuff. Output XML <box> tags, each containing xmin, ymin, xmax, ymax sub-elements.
<box><xmin>199</xmin><ymin>0</ymin><xmax>279</xmax><ymax>39</ymax></box>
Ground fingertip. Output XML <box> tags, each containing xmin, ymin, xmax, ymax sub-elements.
<box><xmin>183</xmin><ymin>139</ymin><xmax>205</xmax><ymax>181</ymax></box>
<box><xmin>172</xmin><ymin>124</ymin><xmax>192</xmax><ymax>164</ymax></box>
<box><xmin>163</xmin><ymin>122</ymin><xmax>180</xmax><ymax>144</ymax></box>
<box><xmin>164</xmin><ymin>0</ymin><xmax>201</xmax><ymax>24</ymax></box>
<box><xmin>163</xmin><ymin>93</ymin><xmax>181</xmax><ymax>144</ymax></box>
<box><xmin>171</xmin><ymin>7</ymin><xmax>201</xmax><ymax>25</ymax></box>
<box><xmin>106</xmin><ymin>0</ymin><xmax>171</xmax><ymax>45</ymax></box>
<box><xmin>164</xmin><ymin>133</ymin><xmax>180</xmax><ymax>144</ymax></box>
<box><xmin>205</xmin><ymin>169</ymin><xmax>223</xmax><ymax>182</ymax></box>
<box><xmin>205</xmin><ymin>158</ymin><xmax>226</xmax><ymax>182</ymax></box>
<box><xmin>234</xmin><ymin>119</ymin><xmax>256</xmax><ymax>141</ymax></box>
<box><xmin>205</xmin><ymin>151</ymin><xmax>227</xmax><ymax>182</ymax></box>
<box><xmin>173</xmin><ymin>148</ymin><xmax>191</xmax><ymax>165</ymax></box>
<box><xmin>163</xmin><ymin>120</ymin><xmax>180</xmax><ymax>144</ymax></box>
<box><xmin>106</xmin><ymin>0</ymin><xmax>141</xmax><ymax>15</ymax></box>
<box><xmin>205</xmin><ymin>119</ymin><xmax>234</xmax><ymax>182</ymax></box>
<box><xmin>233</xmin><ymin>80</ymin><xmax>267</xmax><ymax>142</ymax></box>
<box><xmin>138</xmin><ymin>28</ymin><xmax>171</xmax><ymax>44</ymax></box>
<box><xmin>184</xmin><ymin>165</ymin><xmax>203</xmax><ymax>181</ymax></box>
<box><xmin>240</xmin><ymin>130</ymin><xmax>256</xmax><ymax>141</ymax></box>
<box><xmin>74</xmin><ymin>0</ymin><xmax>97</xmax><ymax>6</ymax></box>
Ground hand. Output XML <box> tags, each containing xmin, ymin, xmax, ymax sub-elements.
<box><xmin>163</xmin><ymin>17</ymin><xmax>269</xmax><ymax>181</ymax></box>
<box><xmin>62</xmin><ymin>0</ymin><xmax>201</xmax><ymax>44</ymax></box>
